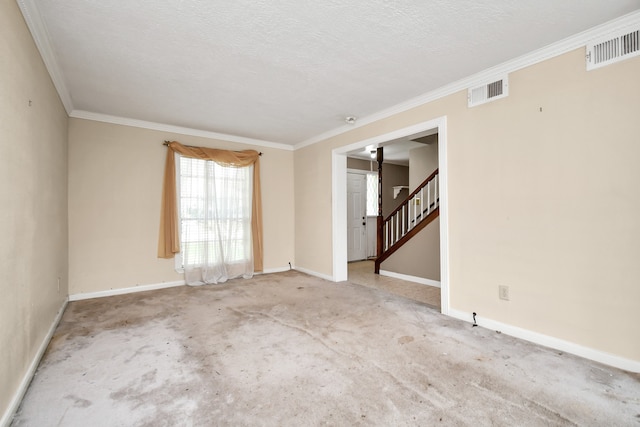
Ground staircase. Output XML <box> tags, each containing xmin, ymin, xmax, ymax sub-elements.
<box><xmin>375</xmin><ymin>168</ymin><xmax>439</xmax><ymax>273</ymax></box>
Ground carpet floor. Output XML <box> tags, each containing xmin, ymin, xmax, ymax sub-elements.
<box><xmin>12</xmin><ymin>270</ymin><xmax>640</xmax><ymax>426</ymax></box>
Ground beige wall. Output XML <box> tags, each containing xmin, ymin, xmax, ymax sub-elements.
<box><xmin>381</xmin><ymin>217</ymin><xmax>441</xmax><ymax>281</ymax></box>
<box><xmin>381</xmin><ymin>163</ymin><xmax>410</xmax><ymax>218</ymax></box>
<box><xmin>408</xmin><ymin>140</ymin><xmax>438</xmax><ymax>191</ymax></box>
<box><xmin>346</xmin><ymin>157</ymin><xmax>372</xmax><ymax>171</ymax></box>
<box><xmin>68</xmin><ymin>118</ymin><xmax>295</xmax><ymax>295</ymax></box>
<box><xmin>294</xmin><ymin>141</ymin><xmax>335</xmax><ymax>274</ymax></box>
<box><xmin>295</xmin><ymin>49</ymin><xmax>640</xmax><ymax>362</ymax></box>
<box><xmin>0</xmin><ymin>0</ymin><xmax>69</xmax><ymax>420</ymax></box>
<box><xmin>449</xmin><ymin>50</ymin><xmax>640</xmax><ymax>361</ymax></box>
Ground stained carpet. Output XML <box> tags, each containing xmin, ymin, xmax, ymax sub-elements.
<box><xmin>12</xmin><ymin>270</ymin><xmax>640</xmax><ymax>426</ymax></box>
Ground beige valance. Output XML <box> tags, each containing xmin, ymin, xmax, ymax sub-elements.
<box><xmin>157</xmin><ymin>141</ymin><xmax>263</xmax><ymax>272</ymax></box>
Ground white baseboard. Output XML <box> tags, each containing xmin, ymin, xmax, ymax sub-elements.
<box><xmin>69</xmin><ymin>280</ymin><xmax>185</xmax><ymax>301</ymax></box>
<box><xmin>293</xmin><ymin>266</ymin><xmax>334</xmax><ymax>282</ymax></box>
<box><xmin>262</xmin><ymin>266</ymin><xmax>293</xmax><ymax>274</ymax></box>
<box><xmin>1</xmin><ymin>298</ymin><xmax>68</xmax><ymax>427</ymax></box>
<box><xmin>448</xmin><ymin>308</ymin><xmax>640</xmax><ymax>373</ymax></box>
<box><xmin>379</xmin><ymin>270</ymin><xmax>441</xmax><ymax>288</ymax></box>
<box><xmin>68</xmin><ymin>269</ymin><xmax>299</xmax><ymax>301</ymax></box>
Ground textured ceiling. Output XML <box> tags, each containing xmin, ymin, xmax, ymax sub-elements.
<box><xmin>26</xmin><ymin>0</ymin><xmax>640</xmax><ymax>145</ymax></box>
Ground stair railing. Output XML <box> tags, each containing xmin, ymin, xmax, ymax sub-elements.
<box><xmin>375</xmin><ymin>168</ymin><xmax>439</xmax><ymax>273</ymax></box>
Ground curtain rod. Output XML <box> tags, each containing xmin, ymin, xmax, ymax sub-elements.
<box><xmin>163</xmin><ymin>140</ymin><xmax>262</xmax><ymax>156</ymax></box>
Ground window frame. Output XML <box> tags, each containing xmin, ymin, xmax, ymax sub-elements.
<box><xmin>365</xmin><ymin>171</ymin><xmax>379</xmax><ymax>217</ymax></box>
<box><xmin>174</xmin><ymin>154</ymin><xmax>252</xmax><ymax>272</ymax></box>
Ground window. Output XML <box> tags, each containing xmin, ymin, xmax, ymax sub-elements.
<box><xmin>176</xmin><ymin>155</ymin><xmax>253</xmax><ymax>272</ymax></box>
<box><xmin>366</xmin><ymin>172</ymin><xmax>378</xmax><ymax>216</ymax></box>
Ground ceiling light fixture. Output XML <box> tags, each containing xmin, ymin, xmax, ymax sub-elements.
<box><xmin>370</xmin><ymin>150</ymin><xmax>377</xmax><ymax>159</ymax></box>
<box><xmin>345</xmin><ymin>116</ymin><xmax>357</xmax><ymax>125</ymax></box>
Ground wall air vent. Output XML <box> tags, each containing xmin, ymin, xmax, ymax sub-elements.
<box><xmin>586</xmin><ymin>27</ymin><xmax>640</xmax><ymax>71</ymax></box>
<box><xmin>467</xmin><ymin>75</ymin><xmax>508</xmax><ymax>107</ymax></box>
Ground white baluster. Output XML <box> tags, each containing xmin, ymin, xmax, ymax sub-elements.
<box><xmin>385</xmin><ymin>221</ymin><xmax>389</xmax><ymax>251</ymax></box>
<box><xmin>394</xmin><ymin>214</ymin><xmax>398</xmax><ymax>244</ymax></box>
<box><xmin>412</xmin><ymin>195</ymin><xmax>416</xmax><ymax>230</ymax></box>
<box><xmin>384</xmin><ymin>218</ymin><xmax>391</xmax><ymax>251</ymax></box>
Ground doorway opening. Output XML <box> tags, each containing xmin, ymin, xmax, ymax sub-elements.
<box><xmin>331</xmin><ymin>117</ymin><xmax>450</xmax><ymax>314</ymax></box>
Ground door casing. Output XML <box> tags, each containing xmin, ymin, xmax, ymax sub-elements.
<box><xmin>331</xmin><ymin>116</ymin><xmax>450</xmax><ymax>315</ymax></box>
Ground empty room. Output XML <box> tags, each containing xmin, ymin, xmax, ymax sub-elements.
<box><xmin>2</xmin><ymin>0</ymin><xmax>640</xmax><ymax>425</ymax></box>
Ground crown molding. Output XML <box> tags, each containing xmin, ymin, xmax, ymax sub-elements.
<box><xmin>294</xmin><ymin>9</ymin><xmax>640</xmax><ymax>150</ymax></box>
<box><xmin>17</xmin><ymin>0</ymin><xmax>73</xmax><ymax>114</ymax></box>
<box><xmin>70</xmin><ymin>110</ymin><xmax>294</xmax><ymax>151</ymax></box>
<box><xmin>19</xmin><ymin>0</ymin><xmax>639</xmax><ymax>152</ymax></box>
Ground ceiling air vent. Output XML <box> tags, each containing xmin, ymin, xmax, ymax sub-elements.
<box><xmin>468</xmin><ymin>75</ymin><xmax>508</xmax><ymax>107</ymax></box>
<box><xmin>586</xmin><ymin>27</ymin><xmax>640</xmax><ymax>71</ymax></box>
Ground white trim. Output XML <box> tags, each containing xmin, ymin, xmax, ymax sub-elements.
<box><xmin>69</xmin><ymin>110</ymin><xmax>293</xmax><ymax>151</ymax></box>
<box><xmin>16</xmin><ymin>0</ymin><xmax>73</xmax><ymax>113</ymax></box>
<box><xmin>293</xmin><ymin>267</ymin><xmax>334</xmax><ymax>282</ymax></box>
<box><xmin>437</xmin><ymin>117</ymin><xmax>450</xmax><ymax>315</ymax></box>
<box><xmin>332</xmin><ymin>116</ymin><xmax>450</xmax><ymax>313</ymax></box>
<box><xmin>69</xmin><ymin>280</ymin><xmax>185</xmax><ymax>301</ymax></box>
<box><xmin>379</xmin><ymin>270</ymin><xmax>441</xmax><ymax>288</ymax></box>
<box><xmin>1</xmin><ymin>299</ymin><xmax>68</xmax><ymax>427</ymax></box>
<box><xmin>68</xmin><ymin>270</ymin><xmax>291</xmax><ymax>302</ymax></box>
<box><xmin>295</xmin><ymin>10</ymin><xmax>640</xmax><ymax>150</ymax></box>
<box><xmin>333</xmin><ymin>120</ymin><xmax>447</xmax><ymax>157</ymax></box>
<box><xmin>332</xmin><ymin>154</ymin><xmax>349</xmax><ymax>282</ymax></box>
<box><xmin>261</xmin><ymin>266</ymin><xmax>293</xmax><ymax>274</ymax></box>
<box><xmin>448</xmin><ymin>308</ymin><xmax>640</xmax><ymax>373</ymax></box>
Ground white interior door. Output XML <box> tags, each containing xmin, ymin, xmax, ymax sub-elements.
<box><xmin>347</xmin><ymin>173</ymin><xmax>367</xmax><ymax>262</ymax></box>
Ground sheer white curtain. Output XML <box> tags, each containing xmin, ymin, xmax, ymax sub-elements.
<box><xmin>178</xmin><ymin>155</ymin><xmax>254</xmax><ymax>285</ymax></box>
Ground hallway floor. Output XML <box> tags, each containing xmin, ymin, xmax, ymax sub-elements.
<box><xmin>348</xmin><ymin>260</ymin><xmax>441</xmax><ymax>310</ymax></box>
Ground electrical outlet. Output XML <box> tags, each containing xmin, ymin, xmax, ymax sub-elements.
<box><xmin>499</xmin><ymin>285</ymin><xmax>509</xmax><ymax>301</ymax></box>
<box><xmin>57</xmin><ymin>277</ymin><xmax>60</xmax><ymax>292</ymax></box>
